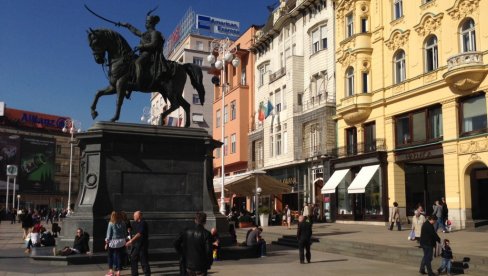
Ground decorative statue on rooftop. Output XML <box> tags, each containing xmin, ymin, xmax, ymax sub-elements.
<box><xmin>85</xmin><ymin>5</ymin><xmax>205</xmax><ymax>127</ymax></box>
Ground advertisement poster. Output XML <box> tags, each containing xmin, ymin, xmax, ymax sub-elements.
<box><xmin>19</xmin><ymin>136</ymin><xmax>56</xmax><ymax>193</ymax></box>
<box><xmin>0</xmin><ymin>133</ymin><xmax>21</xmax><ymax>191</ymax></box>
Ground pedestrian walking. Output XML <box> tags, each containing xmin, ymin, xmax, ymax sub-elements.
<box><xmin>297</xmin><ymin>215</ymin><xmax>312</xmax><ymax>264</ymax></box>
<box><xmin>389</xmin><ymin>202</ymin><xmax>401</xmax><ymax>231</ymax></box>
<box><xmin>105</xmin><ymin>211</ymin><xmax>127</xmax><ymax>276</ymax></box>
<box><xmin>419</xmin><ymin>215</ymin><xmax>441</xmax><ymax>276</ymax></box>
<box><xmin>174</xmin><ymin>212</ymin><xmax>213</xmax><ymax>276</ymax></box>
<box><xmin>126</xmin><ymin>211</ymin><xmax>150</xmax><ymax>276</ymax></box>
<box><xmin>432</xmin><ymin>200</ymin><xmax>444</xmax><ymax>232</ymax></box>
<box><xmin>441</xmin><ymin>197</ymin><xmax>449</xmax><ymax>233</ymax></box>
<box><xmin>412</xmin><ymin>209</ymin><xmax>426</xmax><ymax>243</ymax></box>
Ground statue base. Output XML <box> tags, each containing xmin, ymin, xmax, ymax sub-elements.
<box><xmin>58</xmin><ymin>122</ymin><xmax>229</xmax><ymax>252</ymax></box>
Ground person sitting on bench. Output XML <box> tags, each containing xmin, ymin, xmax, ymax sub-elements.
<box><xmin>58</xmin><ymin>228</ymin><xmax>90</xmax><ymax>255</ymax></box>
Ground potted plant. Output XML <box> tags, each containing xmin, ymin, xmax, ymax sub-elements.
<box><xmin>258</xmin><ymin>206</ymin><xmax>270</xmax><ymax>227</ymax></box>
<box><xmin>238</xmin><ymin>214</ymin><xmax>253</xmax><ymax>228</ymax></box>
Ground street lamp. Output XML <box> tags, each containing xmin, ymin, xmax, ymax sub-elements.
<box><xmin>207</xmin><ymin>38</ymin><xmax>240</xmax><ymax>215</ymax></box>
<box><xmin>17</xmin><ymin>194</ymin><xmax>20</xmax><ymax>211</ymax></box>
<box><xmin>255</xmin><ymin>186</ymin><xmax>262</xmax><ymax>226</ymax></box>
<box><xmin>62</xmin><ymin>119</ymin><xmax>81</xmax><ymax>215</ymax></box>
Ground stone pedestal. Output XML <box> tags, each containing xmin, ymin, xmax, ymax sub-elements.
<box><xmin>58</xmin><ymin>122</ymin><xmax>228</xmax><ymax>252</ymax></box>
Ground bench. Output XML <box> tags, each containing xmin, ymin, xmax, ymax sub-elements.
<box><xmin>219</xmin><ymin>245</ymin><xmax>260</xmax><ymax>260</ymax></box>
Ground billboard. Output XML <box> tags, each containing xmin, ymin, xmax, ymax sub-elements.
<box><xmin>0</xmin><ymin>133</ymin><xmax>21</xmax><ymax>190</ymax></box>
<box><xmin>19</xmin><ymin>136</ymin><xmax>56</xmax><ymax>193</ymax></box>
<box><xmin>196</xmin><ymin>14</ymin><xmax>240</xmax><ymax>37</ymax></box>
<box><xmin>4</xmin><ymin>107</ymin><xmax>68</xmax><ymax>131</ymax></box>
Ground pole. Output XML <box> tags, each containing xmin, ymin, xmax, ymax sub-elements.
<box><xmin>5</xmin><ymin>176</ymin><xmax>9</xmax><ymax>215</ymax></box>
<box><xmin>255</xmin><ymin>175</ymin><xmax>259</xmax><ymax>226</ymax></box>
<box><xmin>220</xmin><ymin>47</ymin><xmax>227</xmax><ymax>215</ymax></box>
<box><xmin>67</xmin><ymin>129</ymin><xmax>74</xmax><ymax>214</ymax></box>
<box><xmin>17</xmin><ymin>195</ymin><xmax>20</xmax><ymax>212</ymax></box>
<box><xmin>12</xmin><ymin>176</ymin><xmax>16</xmax><ymax>209</ymax></box>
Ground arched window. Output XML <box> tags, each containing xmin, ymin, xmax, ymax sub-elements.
<box><xmin>346</xmin><ymin>67</ymin><xmax>355</xmax><ymax>96</ymax></box>
<box><xmin>461</xmin><ymin>19</ymin><xmax>476</xmax><ymax>52</ymax></box>
<box><xmin>425</xmin><ymin>35</ymin><xmax>438</xmax><ymax>72</ymax></box>
<box><xmin>394</xmin><ymin>50</ymin><xmax>406</xmax><ymax>84</ymax></box>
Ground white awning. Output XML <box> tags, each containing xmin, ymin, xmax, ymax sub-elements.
<box><xmin>321</xmin><ymin>169</ymin><xmax>350</xmax><ymax>194</ymax></box>
<box><xmin>213</xmin><ymin>170</ymin><xmax>292</xmax><ymax>196</ymax></box>
<box><xmin>347</xmin><ymin>164</ymin><xmax>380</xmax><ymax>194</ymax></box>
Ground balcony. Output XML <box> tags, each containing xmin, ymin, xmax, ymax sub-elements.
<box><xmin>302</xmin><ymin>144</ymin><xmax>327</xmax><ymax>160</ymax></box>
<box><xmin>339</xmin><ymin>33</ymin><xmax>372</xmax><ymax>54</ymax></box>
<box><xmin>294</xmin><ymin>92</ymin><xmax>335</xmax><ymax>113</ymax></box>
<box><xmin>443</xmin><ymin>52</ymin><xmax>488</xmax><ymax>94</ymax></box>
<box><xmin>337</xmin><ymin>93</ymin><xmax>373</xmax><ymax>125</ymax></box>
<box><xmin>249</xmin><ymin>160</ymin><xmax>264</xmax><ymax>170</ymax></box>
<box><xmin>269</xmin><ymin>67</ymin><xmax>286</xmax><ymax>83</ymax></box>
<box><xmin>330</xmin><ymin>139</ymin><xmax>386</xmax><ymax>158</ymax></box>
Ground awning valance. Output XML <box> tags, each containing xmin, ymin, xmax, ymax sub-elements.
<box><xmin>347</xmin><ymin>165</ymin><xmax>380</xmax><ymax>194</ymax></box>
<box><xmin>321</xmin><ymin>169</ymin><xmax>350</xmax><ymax>194</ymax></box>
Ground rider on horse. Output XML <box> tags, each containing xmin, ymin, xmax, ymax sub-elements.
<box><xmin>118</xmin><ymin>13</ymin><xmax>168</xmax><ymax>99</ymax></box>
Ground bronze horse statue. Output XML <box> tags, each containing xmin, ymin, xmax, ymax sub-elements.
<box><xmin>87</xmin><ymin>28</ymin><xmax>205</xmax><ymax>127</ymax></box>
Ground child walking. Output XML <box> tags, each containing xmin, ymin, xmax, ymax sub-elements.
<box><xmin>437</xmin><ymin>239</ymin><xmax>454</xmax><ymax>276</ymax></box>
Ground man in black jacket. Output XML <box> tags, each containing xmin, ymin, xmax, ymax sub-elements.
<box><xmin>297</xmin><ymin>215</ymin><xmax>313</xmax><ymax>264</ymax></box>
<box><xmin>126</xmin><ymin>211</ymin><xmax>150</xmax><ymax>276</ymax></box>
<box><xmin>419</xmin><ymin>215</ymin><xmax>441</xmax><ymax>276</ymax></box>
<box><xmin>174</xmin><ymin>212</ymin><xmax>213</xmax><ymax>276</ymax></box>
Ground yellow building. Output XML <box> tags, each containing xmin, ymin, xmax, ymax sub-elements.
<box><xmin>329</xmin><ymin>0</ymin><xmax>488</xmax><ymax>229</ymax></box>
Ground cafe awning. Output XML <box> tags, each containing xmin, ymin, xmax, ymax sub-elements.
<box><xmin>347</xmin><ymin>164</ymin><xmax>380</xmax><ymax>194</ymax></box>
<box><xmin>321</xmin><ymin>169</ymin><xmax>350</xmax><ymax>194</ymax></box>
<box><xmin>213</xmin><ymin>170</ymin><xmax>292</xmax><ymax>196</ymax></box>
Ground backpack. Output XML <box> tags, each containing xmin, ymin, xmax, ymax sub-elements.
<box><xmin>41</xmin><ymin>232</ymin><xmax>56</xmax><ymax>246</ymax></box>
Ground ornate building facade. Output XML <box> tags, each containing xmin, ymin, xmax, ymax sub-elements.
<box><xmin>330</xmin><ymin>0</ymin><xmax>488</xmax><ymax>228</ymax></box>
<box><xmin>250</xmin><ymin>0</ymin><xmax>336</xmax><ymax>215</ymax></box>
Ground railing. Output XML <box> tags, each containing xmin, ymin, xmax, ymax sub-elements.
<box><xmin>329</xmin><ymin>139</ymin><xmax>387</xmax><ymax>158</ymax></box>
<box><xmin>301</xmin><ymin>144</ymin><xmax>327</xmax><ymax>159</ymax></box>
<box><xmin>269</xmin><ymin>67</ymin><xmax>286</xmax><ymax>83</ymax></box>
<box><xmin>447</xmin><ymin>51</ymin><xmax>483</xmax><ymax>71</ymax></box>
<box><xmin>294</xmin><ymin>92</ymin><xmax>335</xmax><ymax>113</ymax></box>
<box><xmin>249</xmin><ymin>160</ymin><xmax>264</xmax><ymax>170</ymax></box>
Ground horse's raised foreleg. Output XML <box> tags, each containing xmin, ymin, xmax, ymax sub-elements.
<box><xmin>179</xmin><ymin>96</ymin><xmax>191</xmax><ymax>128</ymax></box>
<box><xmin>91</xmin><ymin>85</ymin><xmax>115</xmax><ymax>119</ymax></box>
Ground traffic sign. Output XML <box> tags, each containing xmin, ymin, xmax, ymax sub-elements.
<box><xmin>6</xmin><ymin>165</ymin><xmax>18</xmax><ymax>176</ymax></box>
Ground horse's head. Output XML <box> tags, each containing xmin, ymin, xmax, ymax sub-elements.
<box><xmin>87</xmin><ymin>28</ymin><xmax>107</xmax><ymax>64</ymax></box>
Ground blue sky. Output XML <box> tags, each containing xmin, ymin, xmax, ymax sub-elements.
<box><xmin>0</xmin><ymin>0</ymin><xmax>271</xmax><ymax>130</ymax></box>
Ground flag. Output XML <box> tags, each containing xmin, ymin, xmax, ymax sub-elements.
<box><xmin>265</xmin><ymin>100</ymin><xmax>274</xmax><ymax>118</ymax></box>
<box><xmin>258</xmin><ymin>102</ymin><xmax>265</xmax><ymax>122</ymax></box>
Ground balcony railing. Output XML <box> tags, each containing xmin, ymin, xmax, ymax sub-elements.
<box><xmin>269</xmin><ymin>67</ymin><xmax>286</xmax><ymax>83</ymax></box>
<box><xmin>330</xmin><ymin>139</ymin><xmax>387</xmax><ymax>158</ymax></box>
<box><xmin>294</xmin><ymin>92</ymin><xmax>335</xmax><ymax>113</ymax></box>
<box><xmin>447</xmin><ymin>51</ymin><xmax>483</xmax><ymax>71</ymax></box>
<box><xmin>302</xmin><ymin>144</ymin><xmax>327</xmax><ymax>159</ymax></box>
<box><xmin>249</xmin><ymin>160</ymin><xmax>264</xmax><ymax>170</ymax></box>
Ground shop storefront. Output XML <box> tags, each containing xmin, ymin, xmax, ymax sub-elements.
<box><xmin>322</xmin><ymin>152</ymin><xmax>388</xmax><ymax>222</ymax></box>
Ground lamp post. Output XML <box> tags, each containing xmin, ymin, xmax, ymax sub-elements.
<box><xmin>62</xmin><ymin>119</ymin><xmax>81</xmax><ymax>215</ymax></box>
<box><xmin>255</xmin><ymin>186</ymin><xmax>262</xmax><ymax>226</ymax></box>
<box><xmin>17</xmin><ymin>194</ymin><xmax>20</xmax><ymax>211</ymax></box>
<box><xmin>207</xmin><ymin>38</ymin><xmax>240</xmax><ymax>215</ymax></box>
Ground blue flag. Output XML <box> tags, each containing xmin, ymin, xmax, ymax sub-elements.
<box><xmin>265</xmin><ymin>100</ymin><xmax>274</xmax><ymax>118</ymax></box>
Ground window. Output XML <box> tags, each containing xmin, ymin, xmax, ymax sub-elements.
<box><xmin>241</xmin><ymin>66</ymin><xmax>246</xmax><ymax>85</ymax></box>
<box><xmin>216</xmin><ymin>109</ymin><xmax>221</xmax><ymax>128</ymax></box>
<box><xmin>269</xmin><ymin>136</ymin><xmax>274</xmax><ymax>157</ymax></box>
<box><xmin>298</xmin><ymin>93</ymin><xmax>303</xmax><ymax>106</ymax></box>
<box><xmin>346</xmin><ymin>127</ymin><xmax>357</xmax><ymax>156</ymax></box>
<box><xmin>393</xmin><ymin>0</ymin><xmax>403</xmax><ymax>20</ymax></box>
<box><xmin>224</xmin><ymin>105</ymin><xmax>228</xmax><ymax>123</ymax></box>
<box><xmin>282</xmin><ymin>86</ymin><xmax>287</xmax><ymax>110</ymax></box>
<box><xmin>224</xmin><ymin>137</ymin><xmax>228</xmax><ymax>156</ymax></box>
<box><xmin>395</xmin><ymin>105</ymin><xmax>443</xmax><ymax>147</ymax></box>
<box><xmin>425</xmin><ymin>35</ymin><xmax>438</xmax><ymax>72</ymax></box>
<box><xmin>362</xmin><ymin>72</ymin><xmax>369</xmax><ymax>93</ymax></box>
<box><xmin>230</xmin><ymin>101</ymin><xmax>236</xmax><ymax>120</ymax></box>
<box><xmin>461</xmin><ymin>19</ymin><xmax>476</xmax><ymax>52</ymax></box>
<box><xmin>321</xmin><ymin>25</ymin><xmax>328</xmax><ymax>49</ymax></box>
<box><xmin>275</xmin><ymin>89</ymin><xmax>282</xmax><ymax>112</ymax></box>
<box><xmin>346</xmin><ymin>13</ymin><xmax>354</xmax><ymax>38</ymax></box>
<box><xmin>231</xmin><ymin>134</ymin><xmax>236</xmax><ymax>154</ymax></box>
<box><xmin>193</xmin><ymin>57</ymin><xmax>203</xmax><ymax>66</ymax></box>
<box><xmin>196</xmin><ymin>41</ymin><xmax>204</xmax><ymax>51</ymax></box>
<box><xmin>192</xmin><ymin>94</ymin><xmax>201</xmax><ymax>105</ymax></box>
<box><xmin>215</xmin><ymin>147</ymin><xmax>221</xmax><ymax>158</ymax></box>
<box><xmin>283</xmin><ymin>131</ymin><xmax>288</xmax><ymax>154</ymax></box>
<box><xmin>394</xmin><ymin>50</ymin><xmax>406</xmax><ymax>84</ymax></box>
<box><xmin>258</xmin><ymin>64</ymin><xmax>268</xmax><ymax>86</ymax></box>
<box><xmin>310</xmin><ymin>124</ymin><xmax>320</xmax><ymax>155</ymax></box>
<box><xmin>312</xmin><ymin>29</ymin><xmax>320</xmax><ymax>53</ymax></box>
<box><xmin>459</xmin><ymin>93</ymin><xmax>487</xmax><ymax>136</ymax></box>
<box><xmin>346</xmin><ymin>67</ymin><xmax>355</xmax><ymax>96</ymax></box>
<box><xmin>363</xmin><ymin>122</ymin><xmax>376</xmax><ymax>152</ymax></box>
<box><xmin>361</xmin><ymin>18</ymin><xmax>368</xmax><ymax>33</ymax></box>
<box><xmin>276</xmin><ymin>133</ymin><xmax>282</xmax><ymax>155</ymax></box>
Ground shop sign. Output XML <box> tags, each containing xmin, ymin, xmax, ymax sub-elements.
<box><xmin>395</xmin><ymin>148</ymin><xmax>443</xmax><ymax>162</ymax></box>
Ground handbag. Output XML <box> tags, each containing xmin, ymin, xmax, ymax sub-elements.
<box><xmin>408</xmin><ymin>229</ymin><xmax>415</xmax><ymax>241</ymax></box>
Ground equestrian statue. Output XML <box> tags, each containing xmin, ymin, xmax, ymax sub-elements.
<box><xmin>85</xmin><ymin>6</ymin><xmax>205</xmax><ymax>127</ymax></box>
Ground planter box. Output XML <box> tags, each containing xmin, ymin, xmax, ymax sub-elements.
<box><xmin>239</xmin><ymin>222</ymin><xmax>254</xmax><ymax>228</ymax></box>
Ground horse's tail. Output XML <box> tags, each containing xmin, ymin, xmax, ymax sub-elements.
<box><xmin>183</xmin><ymin>63</ymin><xmax>205</xmax><ymax>105</ymax></box>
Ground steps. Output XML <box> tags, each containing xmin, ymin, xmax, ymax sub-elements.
<box><xmin>271</xmin><ymin>235</ymin><xmax>320</xmax><ymax>248</ymax></box>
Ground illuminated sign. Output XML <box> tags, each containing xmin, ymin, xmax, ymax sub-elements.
<box><xmin>5</xmin><ymin>108</ymin><xmax>68</xmax><ymax>130</ymax></box>
<box><xmin>196</xmin><ymin>14</ymin><xmax>240</xmax><ymax>37</ymax></box>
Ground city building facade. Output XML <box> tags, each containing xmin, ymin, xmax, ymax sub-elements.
<box><xmin>250</xmin><ymin>0</ymin><xmax>336</xmax><ymax>217</ymax></box>
<box><xmin>330</xmin><ymin>0</ymin><xmax>488</xmax><ymax>228</ymax></box>
<box><xmin>0</xmin><ymin>103</ymin><xmax>80</xmax><ymax>212</ymax></box>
